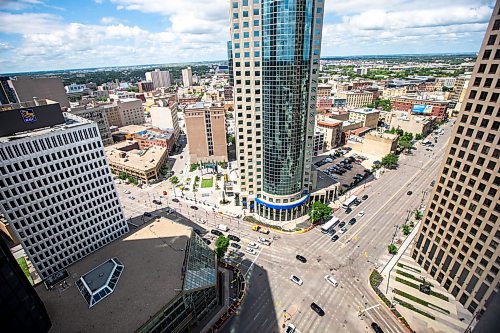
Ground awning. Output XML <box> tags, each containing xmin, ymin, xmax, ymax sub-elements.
<box><xmin>255</xmin><ymin>194</ymin><xmax>310</xmax><ymax>210</ymax></box>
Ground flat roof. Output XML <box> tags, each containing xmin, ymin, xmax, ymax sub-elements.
<box><xmin>105</xmin><ymin>142</ymin><xmax>168</xmax><ymax>171</ymax></box>
<box><xmin>317</xmin><ymin>119</ymin><xmax>342</xmax><ymax>128</ymax></box>
<box><xmin>118</xmin><ymin>124</ymin><xmax>150</xmax><ymax>134</ymax></box>
<box><xmin>349</xmin><ymin>108</ymin><xmax>379</xmax><ymax>114</ymax></box>
<box><xmin>36</xmin><ymin>218</ymin><xmax>191</xmax><ymax>332</ymax></box>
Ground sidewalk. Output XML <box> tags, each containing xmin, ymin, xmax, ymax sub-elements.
<box><xmin>380</xmin><ymin>221</ymin><xmax>420</xmax><ymax>278</ymax></box>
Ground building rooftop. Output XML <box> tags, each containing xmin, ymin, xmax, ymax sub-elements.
<box><xmin>349</xmin><ymin>108</ymin><xmax>379</xmax><ymax>115</ymax></box>
<box><xmin>105</xmin><ymin>141</ymin><xmax>168</xmax><ymax>170</ymax></box>
<box><xmin>117</xmin><ymin>124</ymin><xmax>150</xmax><ymax>135</ymax></box>
<box><xmin>36</xmin><ymin>217</ymin><xmax>192</xmax><ymax>332</ymax></box>
<box><xmin>317</xmin><ymin>119</ymin><xmax>343</xmax><ymax>128</ymax></box>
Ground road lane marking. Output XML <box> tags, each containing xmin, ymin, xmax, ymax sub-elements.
<box><xmin>244</xmin><ymin>247</ymin><xmax>263</xmax><ymax>278</ymax></box>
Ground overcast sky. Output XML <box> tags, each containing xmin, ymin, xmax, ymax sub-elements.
<box><xmin>0</xmin><ymin>0</ymin><xmax>495</xmax><ymax>73</ymax></box>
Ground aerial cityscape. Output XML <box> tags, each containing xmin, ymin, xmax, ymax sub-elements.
<box><xmin>0</xmin><ymin>1</ymin><xmax>498</xmax><ymax>333</ymax></box>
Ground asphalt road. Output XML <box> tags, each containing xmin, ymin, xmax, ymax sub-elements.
<box><xmin>115</xmin><ymin>123</ymin><xmax>453</xmax><ymax>333</ymax></box>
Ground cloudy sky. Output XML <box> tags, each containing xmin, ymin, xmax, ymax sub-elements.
<box><xmin>0</xmin><ymin>0</ymin><xmax>495</xmax><ymax>73</ymax></box>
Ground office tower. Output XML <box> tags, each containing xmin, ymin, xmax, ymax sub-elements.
<box><xmin>0</xmin><ymin>76</ymin><xmax>18</xmax><ymax>105</ymax></box>
<box><xmin>182</xmin><ymin>67</ymin><xmax>193</xmax><ymax>87</ymax></box>
<box><xmin>184</xmin><ymin>102</ymin><xmax>227</xmax><ymax>163</ymax></box>
<box><xmin>411</xmin><ymin>2</ymin><xmax>499</xmax><ymax>318</ymax></box>
<box><xmin>150</xmin><ymin>100</ymin><xmax>180</xmax><ymax>141</ymax></box>
<box><xmin>230</xmin><ymin>0</ymin><xmax>324</xmax><ymax>220</ymax></box>
<box><xmin>103</xmin><ymin>98</ymin><xmax>145</xmax><ymax>127</ymax></box>
<box><xmin>9</xmin><ymin>76</ymin><xmax>70</xmax><ymax>109</ymax></box>
<box><xmin>145</xmin><ymin>69</ymin><xmax>171</xmax><ymax>89</ymax></box>
<box><xmin>0</xmin><ymin>99</ymin><xmax>129</xmax><ymax>281</ymax></box>
<box><xmin>137</xmin><ymin>81</ymin><xmax>154</xmax><ymax>93</ymax></box>
<box><xmin>0</xmin><ymin>236</ymin><xmax>52</xmax><ymax>333</ymax></box>
<box><xmin>227</xmin><ymin>41</ymin><xmax>234</xmax><ymax>86</ymax></box>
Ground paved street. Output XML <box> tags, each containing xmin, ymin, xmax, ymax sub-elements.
<box><xmin>114</xmin><ymin>123</ymin><xmax>453</xmax><ymax>333</ymax></box>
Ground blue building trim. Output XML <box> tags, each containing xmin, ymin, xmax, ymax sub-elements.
<box><xmin>255</xmin><ymin>194</ymin><xmax>310</xmax><ymax>210</ymax></box>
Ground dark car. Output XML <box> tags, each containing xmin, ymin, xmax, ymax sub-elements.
<box><xmin>362</xmin><ymin>194</ymin><xmax>368</xmax><ymax>200</ymax></box>
<box><xmin>345</xmin><ymin>207</ymin><xmax>352</xmax><ymax>214</ymax></box>
<box><xmin>371</xmin><ymin>322</ymin><xmax>384</xmax><ymax>333</ymax></box>
<box><xmin>191</xmin><ymin>205</ymin><xmax>199</xmax><ymax>210</ymax></box>
<box><xmin>153</xmin><ymin>199</ymin><xmax>161</xmax><ymax>205</ymax></box>
<box><xmin>349</xmin><ymin>218</ymin><xmax>357</xmax><ymax>225</ymax></box>
<box><xmin>228</xmin><ymin>235</ymin><xmax>240</xmax><ymax>242</ymax></box>
<box><xmin>144</xmin><ymin>212</ymin><xmax>152</xmax><ymax>217</ymax></box>
<box><xmin>211</xmin><ymin>229</ymin><xmax>223</xmax><ymax>236</ymax></box>
<box><xmin>331</xmin><ymin>235</ymin><xmax>339</xmax><ymax>242</ymax></box>
<box><xmin>296</xmin><ymin>255</ymin><xmax>307</xmax><ymax>263</ymax></box>
<box><xmin>194</xmin><ymin>228</ymin><xmax>203</xmax><ymax>235</ymax></box>
<box><xmin>203</xmin><ymin>238</ymin><xmax>211</xmax><ymax>245</ymax></box>
<box><xmin>338</xmin><ymin>221</ymin><xmax>346</xmax><ymax>228</ymax></box>
<box><xmin>430</xmin><ymin>180</ymin><xmax>435</xmax><ymax>186</ymax></box>
<box><xmin>407</xmin><ymin>191</ymin><xmax>413</xmax><ymax>195</ymax></box>
<box><xmin>327</xmin><ymin>228</ymin><xmax>336</xmax><ymax>236</ymax></box>
<box><xmin>310</xmin><ymin>302</ymin><xmax>325</xmax><ymax>316</ymax></box>
<box><xmin>230</xmin><ymin>243</ymin><xmax>241</xmax><ymax>249</ymax></box>
<box><xmin>172</xmin><ymin>198</ymin><xmax>180</xmax><ymax>203</ymax></box>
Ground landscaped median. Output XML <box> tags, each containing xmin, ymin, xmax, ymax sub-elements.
<box><xmin>369</xmin><ymin>270</ymin><xmax>416</xmax><ymax>333</ymax></box>
<box><xmin>242</xmin><ymin>216</ymin><xmax>316</xmax><ymax>234</ymax></box>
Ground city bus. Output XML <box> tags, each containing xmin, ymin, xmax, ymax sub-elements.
<box><xmin>321</xmin><ymin>217</ymin><xmax>340</xmax><ymax>233</ymax></box>
<box><xmin>342</xmin><ymin>195</ymin><xmax>358</xmax><ymax>209</ymax></box>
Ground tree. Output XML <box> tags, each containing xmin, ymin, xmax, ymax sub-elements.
<box><xmin>308</xmin><ymin>201</ymin><xmax>332</xmax><ymax>224</ymax></box>
<box><xmin>414</xmin><ymin>209</ymin><xmax>423</xmax><ymax>221</ymax></box>
<box><xmin>402</xmin><ymin>224</ymin><xmax>411</xmax><ymax>236</ymax></box>
<box><xmin>381</xmin><ymin>153</ymin><xmax>399</xmax><ymax>169</ymax></box>
<box><xmin>190</xmin><ymin>164</ymin><xmax>198</xmax><ymax>172</ymax></box>
<box><xmin>118</xmin><ymin>171</ymin><xmax>127</xmax><ymax>180</ymax></box>
<box><xmin>215</xmin><ymin>235</ymin><xmax>229</xmax><ymax>259</ymax></box>
<box><xmin>169</xmin><ymin>176</ymin><xmax>179</xmax><ymax>197</ymax></box>
<box><xmin>415</xmin><ymin>133</ymin><xmax>423</xmax><ymax>141</ymax></box>
<box><xmin>398</xmin><ymin>140</ymin><xmax>414</xmax><ymax>154</ymax></box>
<box><xmin>388</xmin><ymin>244</ymin><xmax>398</xmax><ymax>255</ymax></box>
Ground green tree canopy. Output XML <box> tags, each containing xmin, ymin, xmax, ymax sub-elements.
<box><xmin>414</xmin><ymin>209</ymin><xmax>423</xmax><ymax>221</ymax></box>
<box><xmin>169</xmin><ymin>175</ymin><xmax>179</xmax><ymax>185</ymax></box>
<box><xmin>381</xmin><ymin>153</ymin><xmax>399</xmax><ymax>169</ymax></box>
<box><xmin>388</xmin><ymin>244</ymin><xmax>398</xmax><ymax>255</ymax></box>
<box><xmin>415</xmin><ymin>133</ymin><xmax>423</xmax><ymax>140</ymax></box>
<box><xmin>308</xmin><ymin>201</ymin><xmax>332</xmax><ymax>224</ymax></box>
<box><xmin>215</xmin><ymin>235</ymin><xmax>229</xmax><ymax>259</ymax></box>
<box><xmin>402</xmin><ymin>224</ymin><xmax>411</xmax><ymax>236</ymax></box>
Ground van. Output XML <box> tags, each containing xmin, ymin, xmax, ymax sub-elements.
<box><xmin>324</xmin><ymin>274</ymin><xmax>339</xmax><ymax>287</ymax></box>
<box><xmin>217</xmin><ymin>224</ymin><xmax>229</xmax><ymax>232</ymax></box>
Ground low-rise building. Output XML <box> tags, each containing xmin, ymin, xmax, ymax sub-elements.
<box><xmin>348</xmin><ymin>108</ymin><xmax>380</xmax><ymax>129</ymax></box>
<box><xmin>317</xmin><ymin>84</ymin><xmax>332</xmax><ymax>98</ymax></box>
<box><xmin>337</xmin><ymin>90</ymin><xmax>374</xmax><ymax>108</ymax></box>
<box><xmin>68</xmin><ymin>104</ymin><xmax>113</xmax><ymax>146</ymax></box>
<box><xmin>346</xmin><ymin>131</ymin><xmax>398</xmax><ymax>158</ymax></box>
<box><xmin>105</xmin><ymin>140</ymin><xmax>168</xmax><ymax>184</ymax></box>
<box><xmin>150</xmin><ymin>100</ymin><xmax>180</xmax><ymax>141</ymax></box>
<box><xmin>316</xmin><ymin>118</ymin><xmax>343</xmax><ymax>150</ymax></box>
<box><xmin>103</xmin><ymin>98</ymin><xmax>145</xmax><ymax>127</ymax></box>
<box><xmin>391</xmin><ymin>94</ymin><xmax>448</xmax><ymax>120</ymax></box>
<box><xmin>36</xmin><ymin>217</ymin><xmax>219</xmax><ymax>333</ymax></box>
<box><xmin>381</xmin><ymin>87</ymin><xmax>407</xmax><ymax>99</ymax></box>
<box><xmin>137</xmin><ymin>81</ymin><xmax>154</xmax><ymax>93</ymax></box>
<box><xmin>389</xmin><ymin>111</ymin><xmax>436</xmax><ymax>136</ymax></box>
<box><xmin>185</xmin><ymin>102</ymin><xmax>227</xmax><ymax>163</ymax></box>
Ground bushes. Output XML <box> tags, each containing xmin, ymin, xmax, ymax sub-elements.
<box><xmin>395</xmin><ymin>269</ymin><xmax>431</xmax><ymax>285</ymax></box>
<box><xmin>396</xmin><ymin>263</ymin><xmax>420</xmax><ymax>273</ymax></box>
<box><xmin>394</xmin><ymin>297</ymin><xmax>435</xmax><ymax>320</ymax></box>
<box><xmin>393</xmin><ymin>289</ymin><xmax>450</xmax><ymax>315</ymax></box>
<box><xmin>396</xmin><ymin>277</ymin><xmax>419</xmax><ymax>289</ymax></box>
<box><xmin>388</xmin><ymin>244</ymin><xmax>398</xmax><ymax>254</ymax></box>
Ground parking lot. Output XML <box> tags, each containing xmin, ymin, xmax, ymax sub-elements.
<box><xmin>313</xmin><ymin>150</ymin><xmax>372</xmax><ymax>190</ymax></box>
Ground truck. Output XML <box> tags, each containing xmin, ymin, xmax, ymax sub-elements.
<box><xmin>252</xmin><ymin>225</ymin><xmax>270</xmax><ymax>234</ymax></box>
<box><xmin>217</xmin><ymin>224</ymin><xmax>229</xmax><ymax>232</ymax></box>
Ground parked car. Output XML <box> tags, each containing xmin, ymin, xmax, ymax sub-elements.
<box><xmin>144</xmin><ymin>212</ymin><xmax>152</xmax><ymax>217</ymax></box>
<box><xmin>153</xmin><ymin>199</ymin><xmax>161</xmax><ymax>205</ymax></box>
<box><xmin>349</xmin><ymin>218</ymin><xmax>357</xmax><ymax>225</ymax></box>
<box><xmin>285</xmin><ymin>323</ymin><xmax>296</xmax><ymax>333</ymax></box>
<box><xmin>248</xmin><ymin>242</ymin><xmax>259</xmax><ymax>249</ymax></box>
<box><xmin>345</xmin><ymin>207</ymin><xmax>352</xmax><ymax>214</ymax></box>
<box><xmin>290</xmin><ymin>275</ymin><xmax>303</xmax><ymax>286</ymax></box>
<box><xmin>371</xmin><ymin>322</ymin><xmax>384</xmax><ymax>333</ymax></box>
<box><xmin>246</xmin><ymin>247</ymin><xmax>257</xmax><ymax>255</ymax></box>
<box><xmin>211</xmin><ymin>229</ymin><xmax>223</xmax><ymax>236</ymax></box>
<box><xmin>228</xmin><ymin>235</ymin><xmax>240</xmax><ymax>242</ymax></box>
<box><xmin>258</xmin><ymin>237</ymin><xmax>271</xmax><ymax>246</ymax></box>
<box><xmin>230</xmin><ymin>242</ymin><xmax>241</xmax><ymax>249</ymax></box>
<box><xmin>123</xmin><ymin>190</ymin><xmax>131</xmax><ymax>194</ymax></box>
<box><xmin>172</xmin><ymin>198</ymin><xmax>180</xmax><ymax>203</ymax></box>
<box><xmin>203</xmin><ymin>238</ymin><xmax>211</xmax><ymax>245</ymax></box>
<box><xmin>310</xmin><ymin>302</ymin><xmax>325</xmax><ymax>316</ymax></box>
<box><xmin>331</xmin><ymin>235</ymin><xmax>339</xmax><ymax>242</ymax></box>
<box><xmin>128</xmin><ymin>196</ymin><xmax>135</xmax><ymax>200</ymax></box>
<box><xmin>327</xmin><ymin>228</ymin><xmax>336</xmax><ymax>236</ymax></box>
<box><xmin>296</xmin><ymin>255</ymin><xmax>307</xmax><ymax>263</ymax></box>
<box><xmin>190</xmin><ymin>205</ymin><xmax>198</xmax><ymax>210</ymax></box>
<box><xmin>358</xmin><ymin>211</ymin><xmax>365</xmax><ymax>217</ymax></box>
<box><xmin>362</xmin><ymin>194</ymin><xmax>368</xmax><ymax>200</ymax></box>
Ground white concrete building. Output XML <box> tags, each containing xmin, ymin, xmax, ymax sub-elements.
<box><xmin>182</xmin><ymin>67</ymin><xmax>193</xmax><ymax>87</ymax></box>
<box><xmin>150</xmin><ymin>100</ymin><xmax>180</xmax><ymax>141</ymax></box>
<box><xmin>0</xmin><ymin>102</ymin><xmax>128</xmax><ymax>281</ymax></box>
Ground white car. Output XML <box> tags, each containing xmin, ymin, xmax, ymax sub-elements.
<box><xmin>285</xmin><ymin>323</ymin><xmax>296</xmax><ymax>333</ymax></box>
<box><xmin>324</xmin><ymin>274</ymin><xmax>339</xmax><ymax>287</ymax></box>
<box><xmin>246</xmin><ymin>247</ymin><xmax>257</xmax><ymax>255</ymax></box>
<box><xmin>128</xmin><ymin>196</ymin><xmax>135</xmax><ymax>200</ymax></box>
<box><xmin>123</xmin><ymin>190</ymin><xmax>131</xmax><ymax>194</ymax></box>
<box><xmin>358</xmin><ymin>211</ymin><xmax>365</xmax><ymax>217</ymax></box>
<box><xmin>248</xmin><ymin>242</ymin><xmax>259</xmax><ymax>249</ymax></box>
<box><xmin>258</xmin><ymin>237</ymin><xmax>271</xmax><ymax>246</ymax></box>
<box><xmin>339</xmin><ymin>227</ymin><xmax>347</xmax><ymax>234</ymax></box>
<box><xmin>290</xmin><ymin>275</ymin><xmax>303</xmax><ymax>286</ymax></box>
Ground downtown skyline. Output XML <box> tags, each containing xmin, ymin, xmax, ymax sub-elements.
<box><xmin>0</xmin><ymin>0</ymin><xmax>496</xmax><ymax>72</ymax></box>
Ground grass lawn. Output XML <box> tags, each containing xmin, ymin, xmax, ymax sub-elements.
<box><xmin>394</xmin><ymin>289</ymin><xmax>450</xmax><ymax>314</ymax></box>
<box><xmin>17</xmin><ymin>257</ymin><xmax>34</xmax><ymax>285</ymax></box>
<box><xmin>394</xmin><ymin>297</ymin><xmax>435</xmax><ymax>320</ymax></box>
<box><xmin>397</xmin><ymin>262</ymin><xmax>421</xmax><ymax>273</ymax></box>
<box><xmin>201</xmin><ymin>177</ymin><xmax>213</xmax><ymax>188</ymax></box>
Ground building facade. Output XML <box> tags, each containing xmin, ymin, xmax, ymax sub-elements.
<box><xmin>150</xmin><ymin>100</ymin><xmax>180</xmax><ymax>141</ymax></box>
<box><xmin>337</xmin><ymin>90</ymin><xmax>374</xmax><ymax>108</ymax></box>
<box><xmin>8</xmin><ymin>76</ymin><xmax>70</xmax><ymax>109</ymax></box>
<box><xmin>104</xmin><ymin>98</ymin><xmax>145</xmax><ymax>127</ymax></box>
<box><xmin>145</xmin><ymin>69</ymin><xmax>171</xmax><ymax>89</ymax></box>
<box><xmin>391</xmin><ymin>95</ymin><xmax>448</xmax><ymax>120</ymax></box>
<box><xmin>348</xmin><ymin>108</ymin><xmax>380</xmax><ymax>129</ymax></box>
<box><xmin>0</xmin><ymin>236</ymin><xmax>52</xmax><ymax>333</ymax></box>
<box><xmin>230</xmin><ymin>0</ymin><xmax>324</xmax><ymax>221</ymax></box>
<box><xmin>411</xmin><ymin>2</ymin><xmax>500</xmax><ymax>320</ymax></box>
<box><xmin>0</xmin><ymin>76</ymin><xmax>18</xmax><ymax>105</ymax></box>
<box><xmin>138</xmin><ymin>81</ymin><xmax>155</xmax><ymax>93</ymax></box>
<box><xmin>184</xmin><ymin>102</ymin><xmax>227</xmax><ymax>163</ymax></box>
<box><xmin>68</xmin><ymin>104</ymin><xmax>114</xmax><ymax>146</ymax></box>
<box><xmin>0</xmin><ymin>102</ymin><xmax>128</xmax><ymax>281</ymax></box>
<box><xmin>317</xmin><ymin>118</ymin><xmax>343</xmax><ymax>151</ymax></box>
